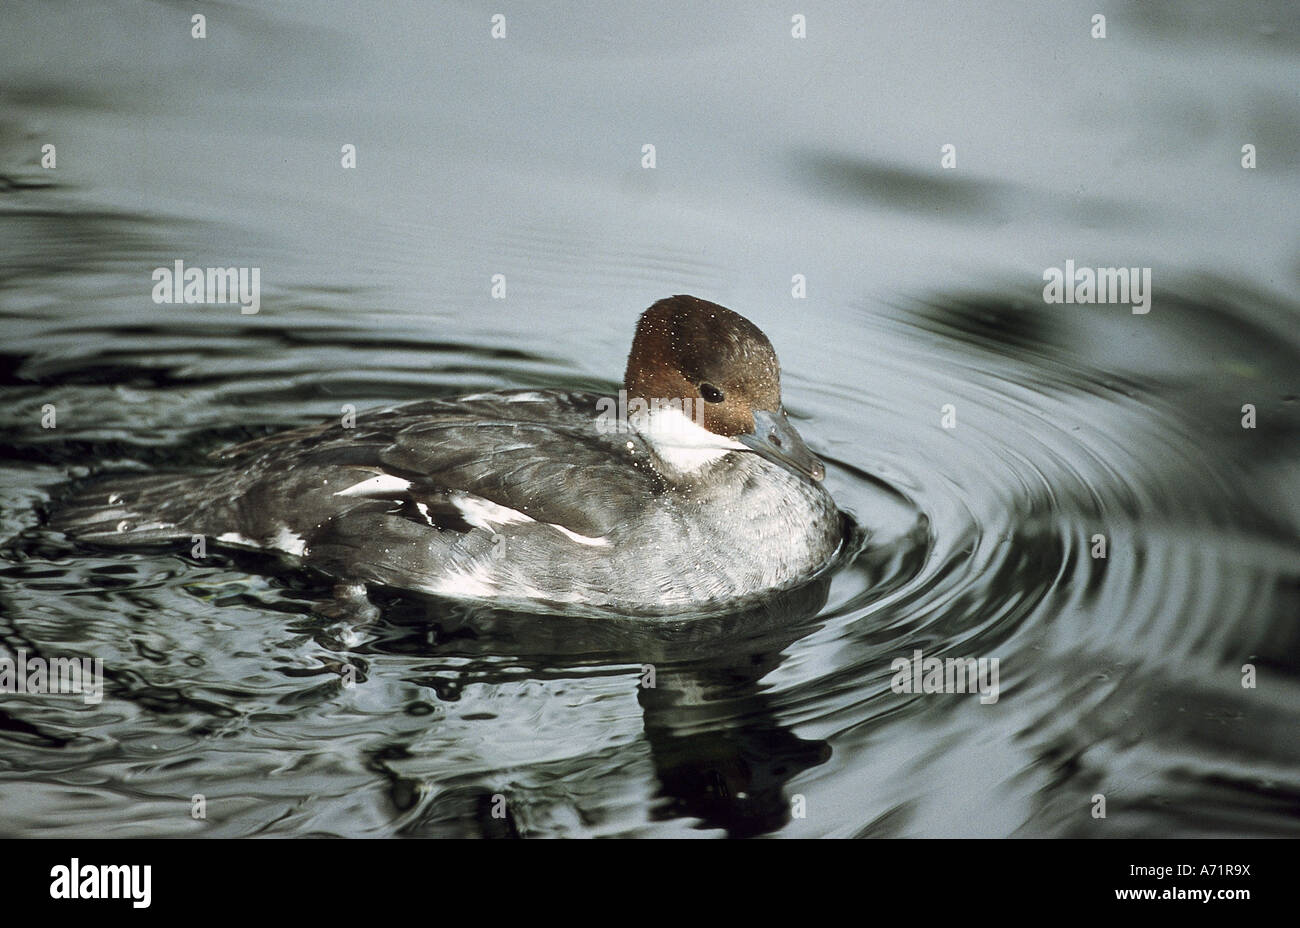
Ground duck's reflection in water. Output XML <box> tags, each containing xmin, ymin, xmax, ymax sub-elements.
<box><xmin>355</xmin><ymin>576</ymin><xmax>836</xmax><ymax>837</ymax></box>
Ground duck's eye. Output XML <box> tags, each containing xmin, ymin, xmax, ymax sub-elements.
<box><xmin>700</xmin><ymin>383</ymin><xmax>725</xmax><ymax>403</ymax></box>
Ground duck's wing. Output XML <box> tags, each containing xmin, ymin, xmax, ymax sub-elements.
<box><xmin>228</xmin><ymin>391</ymin><xmax>666</xmax><ymax>541</ymax></box>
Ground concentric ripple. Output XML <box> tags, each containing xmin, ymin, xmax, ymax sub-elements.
<box><xmin>2</xmin><ymin>0</ymin><xmax>1299</xmax><ymax>838</ymax></box>
<box><xmin>1</xmin><ymin>276</ymin><xmax>1297</xmax><ymax>838</ymax></box>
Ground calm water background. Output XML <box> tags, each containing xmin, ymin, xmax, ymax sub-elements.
<box><xmin>1</xmin><ymin>1</ymin><xmax>1298</xmax><ymax>836</ymax></box>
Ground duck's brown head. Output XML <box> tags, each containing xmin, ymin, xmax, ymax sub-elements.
<box><xmin>623</xmin><ymin>295</ymin><xmax>824</xmax><ymax>482</ymax></box>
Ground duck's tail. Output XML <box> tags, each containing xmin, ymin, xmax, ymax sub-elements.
<box><xmin>48</xmin><ymin>471</ymin><xmax>234</xmax><ymax>546</ymax></box>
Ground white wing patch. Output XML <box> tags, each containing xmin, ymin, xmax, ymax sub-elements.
<box><xmin>334</xmin><ymin>474</ymin><xmax>608</xmax><ymax>549</ymax></box>
<box><xmin>448</xmin><ymin>491</ymin><xmax>533</xmax><ymax>530</ymax></box>
<box><xmin>458</xmin><ymin>390</ymin><xmax>548</xmax><ymax>403</ymax></box>
<box><xmin>448</xmin><ymin>491</ymin><xmax>608</xmax><ymax>546</ymax></box>
<box><xmin>272</xmin><ymin>527</ymin><xmax>307</xmax><ymax>556</ymax></box>
<box><xmin>216</xmin><ymin>528</ymin><xmax>306</xmax><ymax>556</ymax></box>
<box><xmin>334</xmin><ymin>474</ymin><xmax>413</xmax><ymax>498</ymax></box>
<box><xmin>217</xmin><ymin>531</ymin><xmax>259</xmax><ymax>547</ymax></box>
<box><xmin>426</xmin><ymin>561</ymin><xmax>497</xmax><ymax>598</ymax></box>
<box><xmin>549</xmin><ymin>524</ymin><xmax>609</xmax><ymax>547</ymax></box>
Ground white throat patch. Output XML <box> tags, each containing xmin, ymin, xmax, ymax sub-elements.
<box><xmin>635</xmin><ymin>406</ymin><xmax>745</xmax><ymax>474</ymax></box>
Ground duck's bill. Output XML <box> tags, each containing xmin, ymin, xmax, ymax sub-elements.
<box><xmin>738</xmin><ymin>409</ymin><xmax>826</xmax><ymax>482</ymax></box>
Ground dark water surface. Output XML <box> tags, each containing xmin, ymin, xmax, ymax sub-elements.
<box><xmin>1</xmin><ymin>1</ymin><xmax>1298</xmax><ymax>836</ymax></box>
